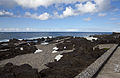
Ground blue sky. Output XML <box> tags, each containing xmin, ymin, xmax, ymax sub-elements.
<box><xmin>0</xmin><ymin>0</ymin><xmax>120</xmax><ymax>32</ymax></box>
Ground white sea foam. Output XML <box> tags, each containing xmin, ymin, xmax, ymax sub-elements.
<box><xmin>49</xmin><ymin>36</ymin><xmax>53</xmax><ymax>38</ymax></box>
<box><xmin>54</xmin><ymin>54</ymin><xmax>63</xmax><ymax>61</ymax></box>
<box><xmin>26</xmin><ymin>36</ymin><xmax>53</xmax><ymax>41</ymax></box>
<box><xmin>52</xmin><ymin>47</ymin><xmax>59</xmax><ymax>53</ymax></box>
<box><xmin>52</xmin><ymin>50</ymin><xmax>58</xmax><ymax>53</ymax></box>
<box><xmin>41</xmin><ymin>42</ymin><xmax>49</xmax><ymax>45</ymax></box>
<box><xmin>53</xmin><ymin>47</ymin><xmax>58</xmax><ymax>50</ymax></box>
<box><xmin>27</xmin><ymin>37</ymin><xmax>42</xmax><ymax>40</ymax></box>
<box><xmin>27</xmin><ymin>43</ymin><xmax>30</xmax><ymax>45</ymax></box>
<box><xmin>18</xmin><ymin>39</ymin><xmax>23</xmax><ymax>41</ymax></box>
<box><xmin>43</xmin><ymin>36</ymin><xmax>47</xmax><ymax>38</ymax></box>
<box><xmin>20</xmin><ymin>47</ymin><xmax>23</xmax><ymax>51</ymax></box>
<box><xmin>0</xmin><ymin>39</ymin><xmax>9</xmax><ymax>42</ymax></box>
<box><xmin>85</xmin><ymin>37</ymin><xmax>98</xmax><ymax>41</ymax></box>
<box><xmin>34</xmin><ymin>49</ymin><xmax>43</xmax><ymax>54</ymax></box>
<box><xmin>64</xmin><ymin>46</ymin><xmax>66</xmax><ymax>49</ymax></box>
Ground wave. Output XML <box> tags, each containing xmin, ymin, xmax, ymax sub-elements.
<box><xmin>0</xmin><ymin>39</ymin><xmax>9</xmax><ymax>42</ymax></box>
<box><xmin>0</xmin><ymin>32</ymin><xmax>112</xmax><ymax>42</ymax></box>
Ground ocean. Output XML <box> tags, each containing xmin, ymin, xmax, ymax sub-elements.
<box><xmin>0</xmin><ymin>32</ymin><xmax>112</xmax><ymax>42</ymax></box>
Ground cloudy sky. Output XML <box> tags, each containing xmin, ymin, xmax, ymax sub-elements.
<box><xmin>0</xmin><ymin>0</ymin><xmax>120</xmax><ymax>32</ymax></box>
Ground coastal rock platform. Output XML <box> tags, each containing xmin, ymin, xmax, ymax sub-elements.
<box><xmin>0</xmin><ymin>43</ymin><xmax>73</xmax><ymax>72</ymax></box>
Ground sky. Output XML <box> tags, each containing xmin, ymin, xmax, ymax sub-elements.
<box><xmin>0</xmin><ymin>0</ymin><xmax>120</xmax><ymax>32</ymax></box>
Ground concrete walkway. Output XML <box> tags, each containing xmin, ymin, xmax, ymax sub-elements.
<box><xmin>97</xmin><ymin>46</ymin><xmax>120</xmax><ymax>78</ymax></box>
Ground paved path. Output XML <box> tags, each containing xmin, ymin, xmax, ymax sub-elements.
<box><xmin>97</xmin><ymin>46</ymin><xmax>120</xmax><ymax>78</ymax></box>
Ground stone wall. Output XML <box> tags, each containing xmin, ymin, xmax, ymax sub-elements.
<box><xmin>74</xmin><ymin>44</ymin><xmax>118</xmax><ymax>78</ymax></box>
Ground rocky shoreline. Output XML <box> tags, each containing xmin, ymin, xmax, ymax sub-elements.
<box><xmin>0</xmin><ymin>36</ymin><xmax>70</xmax><ymax>61</ymax></box>
<box><xmin>0</xmin><ymin>32</ymin><xmax>120</xmax><ymax>78</ymax></box>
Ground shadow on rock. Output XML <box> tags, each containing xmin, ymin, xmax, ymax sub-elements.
<box><xmin>0</xmin><ymin>63</ymin><xmax>41</xmax><ymax>78</ymax></box>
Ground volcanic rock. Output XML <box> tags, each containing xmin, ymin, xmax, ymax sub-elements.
<box><xmin>0</xmin><ymin>63</ymin><xmax>41</xmax><ymax>78</ymax></box>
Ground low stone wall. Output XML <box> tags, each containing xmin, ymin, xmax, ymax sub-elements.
<box><xmin>74</xmin><ymin>44</ymin><xmax>118</xmax><ymax>78</ymax></box>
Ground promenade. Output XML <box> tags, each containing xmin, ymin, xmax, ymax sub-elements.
<box><xmin>97</xmin><ymin>46</ymin><xmax>120</xmax><ymax>78</ymax></box>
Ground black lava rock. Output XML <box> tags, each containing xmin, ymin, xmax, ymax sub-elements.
<box><xmin>0</xmin><ymin>63</ymin><xmax>41</xmax><ymax>78</ymax></box>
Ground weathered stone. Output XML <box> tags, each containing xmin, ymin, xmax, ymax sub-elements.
<box><xmin>0</xmin><ymin>63</ymin><xmax>41</xmax><ymax>78</ymax></box>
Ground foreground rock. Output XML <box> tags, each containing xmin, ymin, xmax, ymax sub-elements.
<box><xmin>0</xmin><ymin>63</ymin><xmax>41</xmax><ymax>78</ymax></box>
<box><xmin>0</xmin><ymin>38</ymin><xmax>37</xmax><ymax>60</ymax></box>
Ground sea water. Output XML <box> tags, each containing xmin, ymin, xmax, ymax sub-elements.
<box><xmin>0</xmin><ymin>32</ymin><xmax>112</xmax><ymax>42</ymax></box>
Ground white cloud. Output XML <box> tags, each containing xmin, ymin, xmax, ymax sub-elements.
<box><xmin>75</xmin><ymin>0</ymin><xmax>111</xmax><ymax>14</ymax></box>
<box><xmin>53</xmin><ymin>12</ymin><xmax>60</xmax><ymax>19</ymax></box>
<box><xmin>65</xmin><ymin>29</ymin><xmax>79</xmax><ymax>32</ymax></box>
<box><xmin>56</xmin><ymin>0</ymin><xmax>110</xmax><ymax>19</ymax></box>
<box><xmin>0</xmin><ymin>0</ymin><xmax>89</xmax><ymax>9</ymax></box>
<box><xmin>54</xmin><ymin>0</ymin><xmax>110</xmax><ymax>18</ymax></box>
<box><xmin>0</xmin><ymin>0</ymin><xmax>111</xmax><ymax>20</ymax></box>
<box><xmin>25</xmin><ymin>28</ymin><xmax>33</xmax><ymax>31</ymax></box>
<box><xmin>0</xmin><ymin>27</ymin><xmax>117</xmax><ymax>32</ymax></box>
<box><xmin>53</xmin><ymin>0</ymin><xmax>110</xmax><ymax>19</ymax></box>
<box><xmin>0</xmin><ymin>28</ymin><xmax>37</xmax><ymax>32</ymax></box>
<box><xmin>59</xmin><ymin>7</ymin><xmax>78</xmax><ymax>18</ymax></box>
<box><xmin>55</xmin><ymin>4</ymin><xmax>64</xmax><ymax>11</ymax></box>
<box><xmin>116</xmin><ymin>23</ymin><xmax>120</xmax><ymax>25</ymax></box>
<box><xmin>63</xmin><ymin>7</ymin><xmax>75</xmax><ymax>16</ymax></box>
<box><xmin>54</xmin><ymin>1</ymin><xmax>98</xmax><ymax>19</ymax></box>
<box><xmin>0</xmin><ymin>0</ymin><xmax>17</xmax><ymax>8</ymax></box>
<box><xmin>38</xmin><ymin>13</ymin><xmax>50</xmax><ymax>20</ymax></box>
<box><xmin>0</xmin><ymin>10</ymin><xmax>14</xmax><ymax>17</ymax></box>
<box><xmin>110</xmin><ymin>18</ymin><xmax>119</xmax><ymax>20</ymax></box>
<box><xmin>53</xmin><ymin>7</ymin><xmax>77</xmax><ymax>19</ymax></box>
<box><xmin>94</xmin><ymin>0</ymin><xmax>111</xmax><ymax>11</ymax></box>
<box><xmin>0</xmin><ymin>28</ymin><xmax>79</xmax><ymax>32</ymax></box>
<box><xmin>25</xmin><ymin>12</ymin><xmax>50</xmax><ymax>20</ymax></box>
<box><xmin>98</xmin><ymin>13</ymin><xmax>107</xmax><ymax>16</ymax></box>
<box><xmin>14</xmin><ymin>0</ymin><xmax>88</xmax><ymax>9</ymax></box>
<box><xmin>24</xmin><ymin>12</ymin><xmax>37</xmax><ymax>18</ymax></box>
<box><xmin>75</xmin><ymin>1</ymin><xmax>97</xmax><ymax>14</ymax></box>
<box><xmin>0</xmin><ymin>0</ymin><xmax>111</xmax><ymax>10</ymax></box>
<box><xmin>83</xmin><ymin>17</ymin><xmax>91</xmax><ymax>21</ymax></box>
<box><xmin>1</xmin><ymin>28</ymin><xmax>20</xmax><ymax>32</ymax></box>
<box><xmin>113</xmin><ymin>8</ymin><xmax>119</xmax><ymax>12</ymax></box>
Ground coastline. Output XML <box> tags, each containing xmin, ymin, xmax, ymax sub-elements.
<box><xmin>0</xmin><ymin>32</ymin><xmax>112</xmax><ymax>42</ymax></box>
<box><xmin>0</xmin><ymin>32</ymin><xmax>120</xmax><ymax>78</ymax></box>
